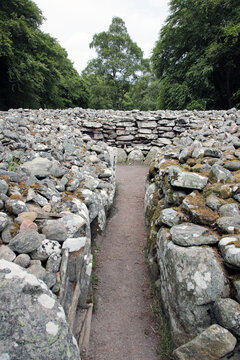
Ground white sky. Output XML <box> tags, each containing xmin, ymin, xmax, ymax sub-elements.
<box><xmin>33</xmin><ymin>0</ymin><xmax>170</xmax><ymax>74</ymax></box>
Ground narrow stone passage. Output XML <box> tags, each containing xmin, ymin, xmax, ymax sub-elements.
<box><xmin>88</xmin><ymin>165</ymin><xmax>160</xmax><ymax>360</ymax></box>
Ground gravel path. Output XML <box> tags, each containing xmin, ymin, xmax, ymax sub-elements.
<box><xmin>88</xmin><ymin>165</ymin><xmax>160</xmax><ymax>360</ymax></box>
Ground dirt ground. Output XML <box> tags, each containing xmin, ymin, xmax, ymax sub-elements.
<box><xmin>88</xmin><ymin>165</ymin><xmax>161</xmax><ymax>360</ymax></box>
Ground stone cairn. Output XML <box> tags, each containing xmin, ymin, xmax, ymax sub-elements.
<box><xmin>0</xmin><ymin>107</ymin><xmax>240</xmax><ymax>359</ymax></box>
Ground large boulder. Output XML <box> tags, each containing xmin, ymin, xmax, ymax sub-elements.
<box><xmin>173</xmin><ymin>324</ymin><xmax>236</xmax><ymax>360</ymax></box>
<box><xmin>0</xmin><ymin>259</ymin><xmax>81</xmax><ymax>360</ymax></box>
<box><xmin>157</xmin><ymin>228</ymin><xmax>230</xmax><ymax>346</ymax></box>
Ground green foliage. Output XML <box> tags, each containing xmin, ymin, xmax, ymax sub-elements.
<box><xmin>0</xmin><ymin>0</ymin><xmax>88</xmax><ymax>110</ymax></box>
<box><xmin>152</xmin><ymin>0</ymin><xmax>240</xmax><ymax>110</ymax></box>
<box><xmin>82</xmin><ymin>17</ymin><xmax>151</xmax><ymax>110</ymax></box>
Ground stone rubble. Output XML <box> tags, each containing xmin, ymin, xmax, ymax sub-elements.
<box><xmin>145</xmin><ymin>107</ymin><xmax>240</xmax><ymax>359</ymax></box>
<box><xmin>0</xmin><ymin>107</ymin><xmax>116</xmax><ymax>359</ymax></box>
<box><xmin>0</xmin><ymin>106</ymin><xmax>240</xmax><ymax>359</ymax></box>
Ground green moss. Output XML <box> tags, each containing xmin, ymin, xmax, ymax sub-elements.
<box><xmin>203</xmin><ymin>184</ymin><xmax>232</xmax><ymax>199</ymax></box>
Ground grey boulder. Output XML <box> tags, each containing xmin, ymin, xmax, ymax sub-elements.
<box><xmin>213</xmin><ymin>298</ymin><xmax>240</xmax><ymax>337</ymax></box>
<box><xmin>9</xmin><ymin>230</ymin><xmax>45</xmax><ymax>253</ymax></box>
<box><xmin>173</xmin><ymin>324</ymin><xmax>236</xmax><ymax>360</ymax></box>
<box><xmin>0</xmin><ymin>259</ymin><xmax>80</xmax><ymax>360</ymax></box>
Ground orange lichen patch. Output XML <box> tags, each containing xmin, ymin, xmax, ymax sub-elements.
<box><xmin>203</xmin><ymin>183</ymin><xmax>232</xmax><ymax>199</ymax></box>
<box><xmin>9</xmin><ymin>194</ymin><xmax>23</xmax><ymax>200</ymax></box>
<box><xmin>0</xmin><ymin>175</ymin><xmax>10</xmax><ymax>183</ymax></box>
<box><xmin>183</xmin><ymin>190</ymin><xmax>219</xmax><ymax>226</ymax></box>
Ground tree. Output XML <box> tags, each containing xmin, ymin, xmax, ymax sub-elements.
<box><xmin>152</xmin><ymin>0</ymin><xmax>240</xmax><ymax>110</ymax></box>
<box><xmin>82</xmin><ymin>17</ymin><xmax>147</xmax><ymax>110</ymax></box>
<box><xmin>0</xmin><ymin>0</ymin><xmax>88</xmax><ymax>109</ymax></box>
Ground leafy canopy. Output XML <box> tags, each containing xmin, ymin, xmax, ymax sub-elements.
<box><xmin>82</xmin><ymin>17</ymin><xmax>150</xmax><ymax>110</ymax></box>
<box><xmin>152</xmin><ymin>0</ymin><xmax>240</xmax><ymax>110</ymax></box>
<box><xmin>0</xmin><ymin>0</ymin><xmax>88</xmax><ymax>110</ymax></box>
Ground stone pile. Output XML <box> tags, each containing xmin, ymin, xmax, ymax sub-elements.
<box><xmin>145</xmin><ymin>133</ymin><xmax>240</xmax><ymax>359</ymax></box>
<box><xmin>1</xmin><ymin>107</ymin><xmax>240</xmax><ymax>164</ymax></box>
<box><xmin>0</xmin><ymin>109</ymin><xmax>116</xmax><ymax>359</ymax></box>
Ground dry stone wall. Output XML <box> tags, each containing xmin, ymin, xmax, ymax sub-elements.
<box><xmin>1</xmin><ymin>107</ymin><xmax>240</xmax><ymax>163</ymax></box>
<box><xmin>145</xmin><ymin>110</ymin><xmax>240</xmax><ymax>359</ymax></box>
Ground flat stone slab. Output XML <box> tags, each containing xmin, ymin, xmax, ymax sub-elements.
<box><xmin>170</xmin><ymin>223</ymin><xmax>219</xmax><ymax>246</ymax></box>
<box><xmin>173</xmin><ymin>324</ymin><xmax>237</xmax><ymax>360</ymax></box>
<box><xmin>167</xmin><ymin>166</ymin><xmax>208</xmax><ymax>190</ymax></box>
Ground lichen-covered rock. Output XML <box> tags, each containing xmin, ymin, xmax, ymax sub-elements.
<box><xmin>5</xmin><ymin>199</ymin><xmax>28</xmax><ymax>215</ymax></box>
<box><xmin>167</xmin><ymin>166</ymin><xmax>208</xmax><ymax>190</ymax></box>
<box><xmin>160</xmin><ymin>208</ymin><xmax>185</xmax><ymax>227</ymax></box>
<box><xmin>217</xmin><ymin>216</ymin><xmax>240</xmax><ymax>234</ymax></box>
<box><xmin>218</xmin><ymin>236</ymin><xmax>240</xmax><ymax>269</ymax></box>
<box><xmin>173</xmin><ymin>324</ymin><xmax>236</xmax><ymax>360</ymax></box>
<box><xmin>157</xmin><ymin>228</ymin><xmax>230</xmax><ymax>346</ymax></box>
<box><xmin>30</xmin><ymin>239</ymin><xmax>61</xmax><ymax>261</ymax></box>
<box><xmin>170</xmin><ymin>223</ymin><xmax>219</xmax><ymax>246</ymax></box>
<box><xmin>219</xmin><ymin>203</ymin><xmax>240</xmax><ymax>217</ymax></box>
<box><xmin>0</xmin><ymin>259</ymin><xmax>80</xmax><ymax>360</ymax></box>
<box><xmin>182</xmin><ymin>191</ymin><xmax>219</xmax><ymax>226</ymax></box>
<box><xmin>213</xmin><ymin>298</ymin><xmax>240</xmax><ymax>337</ymax></box>
<box><xmin>9</xmin><ymin>230</ymin><xmax>45</xmax><ymax>253</ymax></box>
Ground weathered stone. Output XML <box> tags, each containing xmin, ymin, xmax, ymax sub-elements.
<box><xmin>0</xmin><ymin>245</ymin><xmax>16</xmax><ymax>262</ymax></box>
<box><xmin>173</xmin><ymin>324</ymin><xmax>236</xmax><ymax>360</ymax></box>
<box><xmin>20</xmin><ymin>157</ymin><xmax>52</xmax><ymax>178</ymax></box>
<box><xmin>167</xmin><ymin>166</ymin><xmax>208</xmax><ymax>190</ymax></box>
<box><xmin>5</xmin><ymin>199</ymin><xmax>28</xmax><ymax>215</ymax></box>
<box><xmin>46</xmin><ymin>253</ymin><xmax>62</xmax><ymax>273</ymax></box>
<box><xmin>224</xmin><ymin>160</ymin><xmax>240</xmax><ymax>171</ymax></box>
<box><xmin>16</xmin><ymin>211</ymin><xmax>37</xmax><ymax>224</ymax></box>
<box><xmin>9</xmin><ymin>230</ymin><xmax>45</xmax><ymax>254</ymax></box>
<box><xmin>206</xmin><ymin>195</ymin><xmax>222</xmax><ymax>210</ymax></box>
<box><xmin>204</xmin><ymin>148</ymin><xmax>222</xmax><ymax>158</ymax></box>
<box><xmin>116</xmin><ymin>148</ymin><xmax>127</xmax><ymax>163</ymax></box>
<box><xmin>157</xmin><ymin>228</ymin><xmax>229</xmax><ymax>346</ymax></box>
<box><xmin>14</xmin><ymin>253</ymin><xmax>31</xmax><ymax>268</ymax></box>
<box><xmin>57</xmin><ymin>213</ymin><xmax>87</xmax><ymax>238</ymax></box>
<box><xmin>30</xmin><ymin>239</ymin><xmax>61</xmax><ymax>261</ymax></box>
<box><xmin>219</xmin><ymin>203</ymin><xmax>240</xmax><ymax>217</ymax></box>
<box><xmin>217</xmin><ymin>216</ymin><xmax>240</xmax><ymax>234</ymax></box>
<box><xmin>0</xmin><ymin>212</ymin><xmax>9</xmax><ymax>231</ymax></box>
<box><xmin>128</xmin><ymin>149</ymin><xmax>144</xmax><ymax>163</ymax></box>
<box><xmin>20</xmin><ymin>219</ymin><xmax>38</xmax><ymax>232</ymax></box>
<box><xmin>27</xmin><ymin>263</ymin><xmax>47</xmax><ymax>281</ymax></box>
<box><xmin>160</xmin><ymin>208</ymin><xmax>184</xmax><ymax>227</ymax></box>
<box><xmin>210</xmin><ymin>164</ymin><xmax>234</xmax><ymax>183</ymax></box>
<box><xmin>170</xmin><ymin>223</ymin><xmax>219</xmax><ymax>246</ymax></box>
<box><xmin>0</xmin><ymin>179</ymin><xmax>8</xmax><ymax>194</ymax></box>
<box><xmin>213</xmin><ymin>298</ymin><xmax>240</xmax><ymax>337</ymax></box>
<box><xmin>0</xmin><ymin>259</ymin><xmax>80</xmax><ymax>359</ymax></box>
<box><xmin>218</xmin><ymin>236</ymin><xmax>240</xmax><ymax>268</ymax></box>
<box><xmin>42</xmin><ymin>222</ymin><xmax>67</xmax><ymax>242</ymax></box>
<box><xmin>182</xmin><ymin>191</ymin><xmax>219</xmax><ymax>225</ymax></box>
